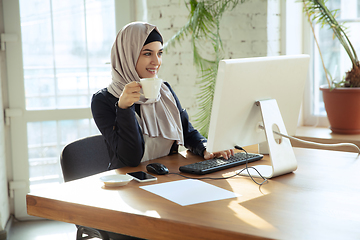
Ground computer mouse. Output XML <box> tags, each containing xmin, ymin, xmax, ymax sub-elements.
<box><xmin>146</xmin><ymin>163</ymin><xmax>169</xmax><ymax>175</ymax></box>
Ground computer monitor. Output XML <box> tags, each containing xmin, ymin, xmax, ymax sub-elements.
<box><xmin>206</xmin><ymin>54</ymin><xmax>310</xmax><ymax>178</ymax></box>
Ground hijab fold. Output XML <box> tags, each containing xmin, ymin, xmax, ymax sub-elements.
<box><xmin>108</xmin><ymin>22</ymin><xmax>184</xmax><ymax>145</ymax></box>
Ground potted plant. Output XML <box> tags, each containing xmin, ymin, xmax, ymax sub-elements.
<box><xmin>303</xmin><ymin>0</ymin><xmax>360</xmax><ymax>134</ymax></box>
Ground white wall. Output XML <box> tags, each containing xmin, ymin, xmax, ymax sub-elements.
<box><xmin>144</xmin><ymin>0</ymin><xmax>276</xmax><ymax>119</ymax></box>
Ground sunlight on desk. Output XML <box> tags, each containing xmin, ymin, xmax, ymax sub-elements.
<box><xmin>143</xmin><ymin>210</ymin><xmax>160</xmax><ymax>218</ymax></box>
<box><xmin>224</xmin><ymin>173</ymin><xmax>275</xmax><ymax>231</ymax></box>
<box><xmin>228</xmin><ymin>200</ymin><xmax>278</xmax><ymax>232</ymax></box>
<box><xmin>30</xmin><ymin>172</ymin><xmax>163</xmax><ymax>219</ymax></box>
<box><xmin>225</xmin><ymin>177</ymin><xmax>271</xmax><ymax>202</ymax></box>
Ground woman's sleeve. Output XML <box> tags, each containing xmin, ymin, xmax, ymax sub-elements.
<box><xmin>91</xmin><ymin>91</ymin><xmax>144</xmax><ymax>167</ymax></box>
<box><xmin>164</xmin><ymin>83</ymin><xmax>207</xmax><ymax>157</ymax></box>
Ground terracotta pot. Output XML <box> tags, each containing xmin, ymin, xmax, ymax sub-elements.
<box><xmin>320</xmin><ymin>85</ymin><xmax>360</xmax><ymax>134</ymax></box>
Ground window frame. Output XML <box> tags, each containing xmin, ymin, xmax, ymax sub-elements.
<box><xmin>302</xmin><ymin>14</ymin><xmax>331</xmax><ymax>127</ymax></box>
<box><xmin>301</xmin><ymin>0</ymin><xmax>360</xmax><ymax>127</ymax></box>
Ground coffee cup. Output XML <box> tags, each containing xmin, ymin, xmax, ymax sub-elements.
<box><xmin>139</xmin><ymin>78</ymin><xmax>163</xmax><ymax>99</ymax></box>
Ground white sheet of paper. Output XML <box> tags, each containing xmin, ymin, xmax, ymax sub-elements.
<box><xmin>140</xmin><ymin>179</ymin><xmax>240</xmax><ymax>206</ymax></box>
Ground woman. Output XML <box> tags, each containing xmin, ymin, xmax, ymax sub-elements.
<box><xmin>91</xmin><ymin>22</ymin><xmax>233</xmax><ymax>170</ymax></box>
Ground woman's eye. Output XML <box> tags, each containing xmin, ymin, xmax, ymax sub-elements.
<box><xmin>158</xmin><ymin>52</ymin><xmax>163</xmax><ymax>56</ymax></box>
<box><xmin>144</xmin><ymin>52</ymin><xmax>151</xmax><ymax>56</ymax></box>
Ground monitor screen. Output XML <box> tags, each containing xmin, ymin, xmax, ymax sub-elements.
<box><xmin>207</xmin><ymin>55</ymin><xmax>310</xmax><ymax>153</ymax></box>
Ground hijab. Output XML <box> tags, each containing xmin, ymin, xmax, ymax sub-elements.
<box><xmin>108</xmin><ymin>22</ymin><xmax>184</xmax><ymax>145</ymax></box>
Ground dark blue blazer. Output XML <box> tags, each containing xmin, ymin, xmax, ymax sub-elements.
<box><xmin>91</xmin><ymin>82</ymin><xmax>207</xmax><ymax>169</ymax></box>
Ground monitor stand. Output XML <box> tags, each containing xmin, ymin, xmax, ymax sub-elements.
<box><xmin>238</xmin><ymin>99</ymin><xmax>298</xmax><ymax>178</ymax></box>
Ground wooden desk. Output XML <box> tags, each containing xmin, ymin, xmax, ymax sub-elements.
<box><xmin>27</xmin><ymin>147</ymin><xmax>360</xmax><ymax>240</ymax></box>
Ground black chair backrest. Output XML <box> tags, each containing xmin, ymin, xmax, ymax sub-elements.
<box><xmin>60</xmin><ymin>135</ymin><xmax>110</xmax><ymax>182</ymax></box>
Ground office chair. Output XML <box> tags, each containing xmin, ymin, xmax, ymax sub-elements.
<box><xmin>60</xmin><ymin>135</ymin><xmax>143</xmax><ymax>240</ymax></box>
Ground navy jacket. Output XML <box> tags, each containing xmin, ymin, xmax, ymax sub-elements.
<box><xmin>91</xmin><ymin>82</ymin><xmax>207</xmax><ymax>169</ymax></box>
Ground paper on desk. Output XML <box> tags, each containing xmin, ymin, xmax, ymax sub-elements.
<box><xmin>140</xmin><ymin>179</ymin><xmax>240</xmax><ymax>206</ymax></box>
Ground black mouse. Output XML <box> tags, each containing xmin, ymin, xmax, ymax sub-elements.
<box><xmin>146</xmin><ymin>163</ymin><xmax>169</xmax><ymax>175</ymax></box>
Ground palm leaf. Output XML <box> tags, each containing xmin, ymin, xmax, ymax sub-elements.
<box><xmin>303</xmin><ymin>0</ymin><xmax>358</xmax><ymax>67</ymax></box>
<box><xmin>165</xmin><ymin>0</ymin><xmax>246</xmax><ymax>137</ymax></box>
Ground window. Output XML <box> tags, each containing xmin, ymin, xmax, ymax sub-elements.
<box><xmin>18</xmin><ymin>0</ymin><xmax>115</xmax><ymax>191</ymax></box>
<box><xmin>305</xmin><ymin>0</ymin><xmax>360</xmax><ymax>126</ymax></box>
<box><xmin>20</xmin><ymin>0</ymin><xmax>114</xmax><ymax>110</ymax></box>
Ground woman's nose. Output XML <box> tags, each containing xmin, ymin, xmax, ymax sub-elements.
<box><xmin>151</xmin><ymin>55</ymin><xmax>161</xmax><ymax>65</ymax></box>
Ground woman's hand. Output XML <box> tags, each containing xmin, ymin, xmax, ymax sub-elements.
<box><xmin>203</xmin><ymin>149</ymin><xmax>235</xmax><ymax>160</ymax></box>
<box><xmin>118</xmin><ymin>82</ymin><xmax>142</xmax><ymax>109</ymax></box>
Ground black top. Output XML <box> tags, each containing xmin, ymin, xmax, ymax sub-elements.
<box><xmin>91</xmin><ymin>82</ymin><xmax>207</xmax><ymax>170</ymax></box>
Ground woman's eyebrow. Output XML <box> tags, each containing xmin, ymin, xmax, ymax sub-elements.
<box><xmin>142</xmin><ymin>48</ymin><xmax>164</xmax><ymax>52</ymax></box>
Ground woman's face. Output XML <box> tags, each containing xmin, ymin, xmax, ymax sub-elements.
<box><xmin>136</xmin><ymin>41</ymin><xmax>163</xmax><ymax>79</ymax></box>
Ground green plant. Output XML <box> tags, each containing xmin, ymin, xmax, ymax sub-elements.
<box><xmin>164</xmin><ymin>0</ymin><xmax>244</xmax><ymax>137</ymax></box>
<box><xmin>302</xmin><ymin>0</ymin><xmax>360</xmax><ymax>88</ymax></box>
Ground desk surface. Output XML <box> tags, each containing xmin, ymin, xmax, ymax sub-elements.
<box><xmin>27</xmin><ymin>146</ymin><xmax>360</xmax><ymax>240</ymax></box>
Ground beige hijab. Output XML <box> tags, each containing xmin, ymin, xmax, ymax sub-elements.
<box><xmin>108</xmin><ymin>22</ymin><xmax>184</xmax><ymax>145</ymax></box>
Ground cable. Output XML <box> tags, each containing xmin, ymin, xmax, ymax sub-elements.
<box><xmin>170</xmin><ymin>147</ymin><xmax>268</xmax><ymax>186</ymax></box>
<box><xmin>273</xmin><ymin>129</ymin><xmax>360</xmax><ymax>154</ymax></box>
<box><xmin>169</xmin><ymin>172</ymin><xmax>239</xmax><ymax>180</ymax></box>
<box><xmin>258</xmin><ymin>124</ymin><xmax>360</xmax><ymax>154</ymax></box>
<box><xmin>234</xmin><ymin>146</ymin><xmax>268</xmax><ymax>186</ymax></box>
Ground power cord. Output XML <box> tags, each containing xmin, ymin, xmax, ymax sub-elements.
<box><xmin>234</xmin><ymin>146</ymin><xmax>268</xmax><ymax>186</ymax></box>
<box><xmin>257</xmin><ymin>124</ymin><xmax>360</xmax><ymax>154</ymax></box>
<box><xmin>171</xmin><ymin>146</ymin><xmax>268</xmax><ymax>186</ymax></box>
<box><xmin>169</xmin><ymin>172</ymin><xmax>239</xmax><ymax>180</ymax></box>
<box><xmin>271</xmin><ymin>128</ymin><xmax>360</xmax><ymax>154</ymax></box>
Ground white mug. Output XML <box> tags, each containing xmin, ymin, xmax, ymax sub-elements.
<box><xmin>139</xmin><ymin>78</ymin><xmax>163</xmax><ymax>99</ymax></box>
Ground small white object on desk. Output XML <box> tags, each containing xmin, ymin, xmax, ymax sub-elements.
<box><xmin>100</xmin><ymin>174</ymin><xmax>133</xmax><ymax>187</ymax></box>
